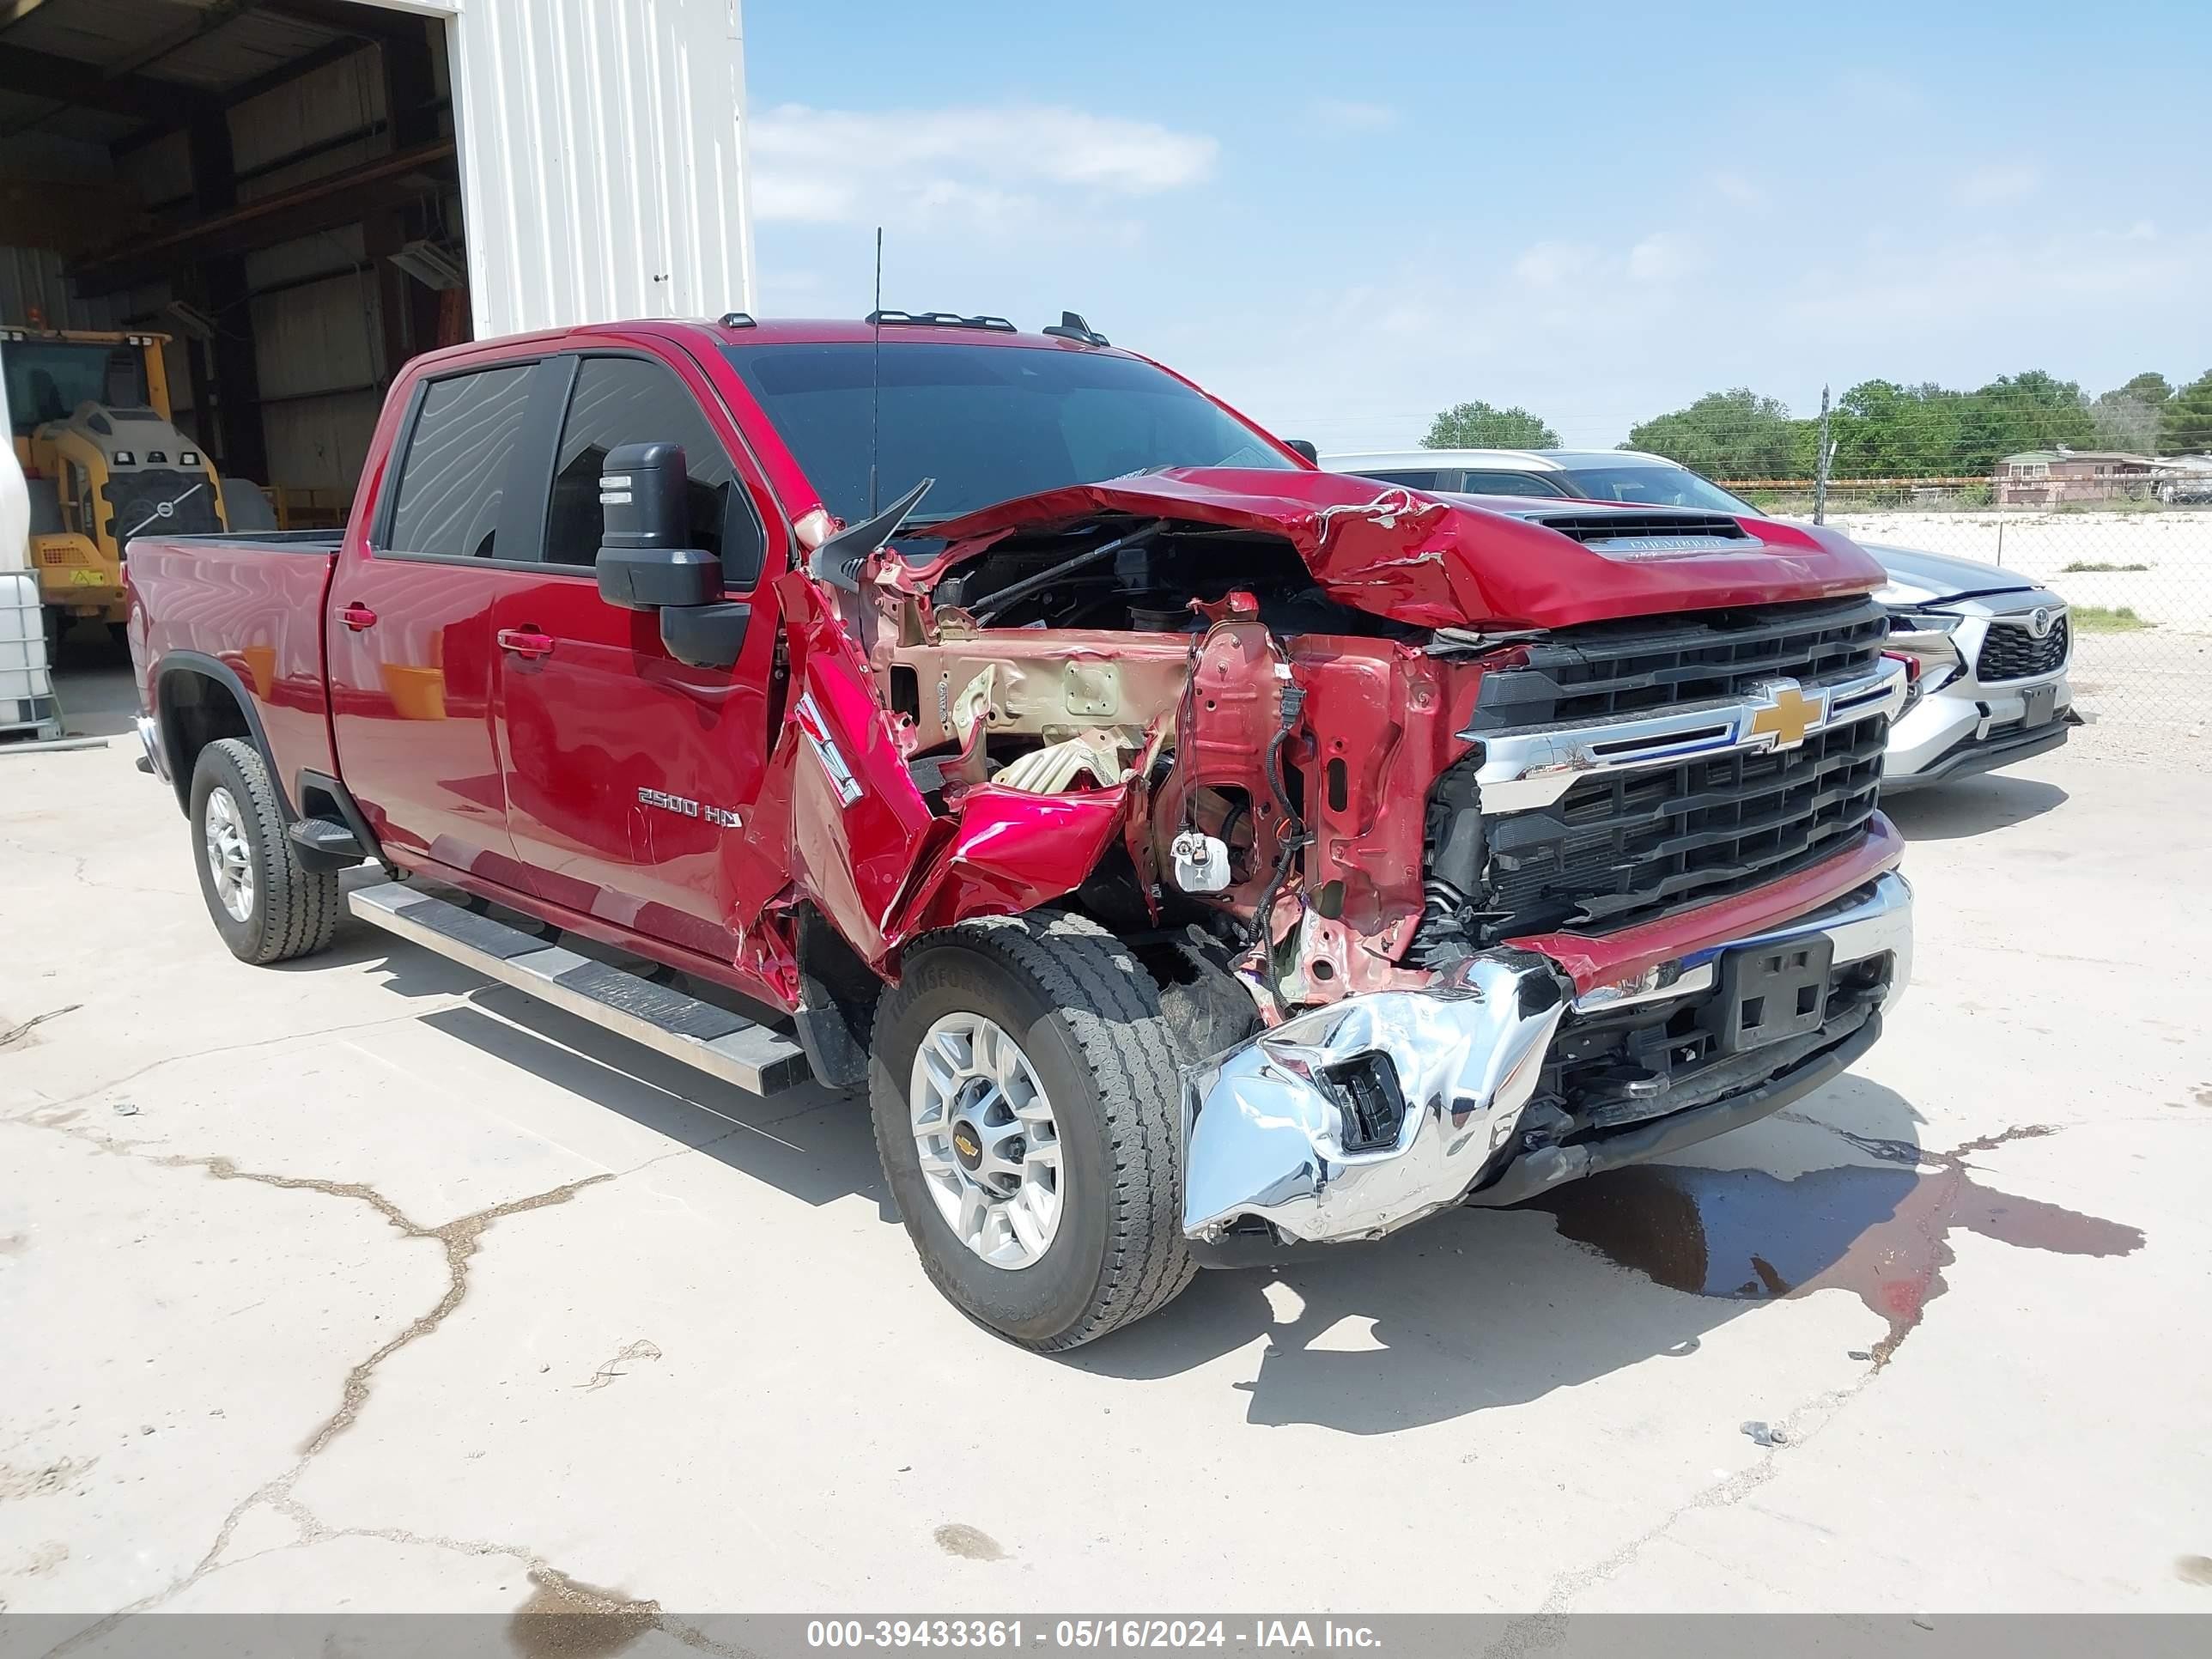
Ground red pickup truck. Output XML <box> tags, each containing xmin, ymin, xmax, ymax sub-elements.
<box><xmin>126</xmin><ymin>313</ymin><xmax>1913</xmax><ymax>1348</ymax></box>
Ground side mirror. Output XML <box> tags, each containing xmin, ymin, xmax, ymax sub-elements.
<box><xmin>1286</xmin><ymin>438</ymin><xmax>1319</xmax><ymax>465</ymax></box>
<box><xmin>595</xmin><ymin>442</ymin><xmax>718</xmax><ymax>611</ymax></box>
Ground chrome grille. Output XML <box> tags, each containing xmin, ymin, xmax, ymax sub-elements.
<box><xmin>1482</xmin><ymin>712</ymin><xmax>1887</xmax><ymax>937</ymax></box>
<box><xmin>1465</xmin><ymin>597</ymin><xmax>1892</xmax><ymax>731</ymax></box>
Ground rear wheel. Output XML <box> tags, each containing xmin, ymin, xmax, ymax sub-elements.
<box><xmin>870</xmin><ymin>909</ymin><xmax>1194</xmax><ymax>1350</ymax></box>
<box><xmin>189</xmin><ymin>738</ymin><xmax>339</xmax><ymax>964</ymax></box>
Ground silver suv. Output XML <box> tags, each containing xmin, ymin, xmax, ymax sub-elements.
<box><xmin>1322</xmin><ymin>447</ymin><xmax>2075</xmax><ymax>790</ymax></box>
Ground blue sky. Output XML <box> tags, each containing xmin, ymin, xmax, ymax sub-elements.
<box><xmin>742</xmin><ymin>0</ymin><xmax>2210</xmax><ymax>451</ymax></box>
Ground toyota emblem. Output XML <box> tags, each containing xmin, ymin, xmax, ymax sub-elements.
<box><xmin>2028</xmin><ymin>606</ymin><xmax>2051</xmax><ymax>638</ymax></box>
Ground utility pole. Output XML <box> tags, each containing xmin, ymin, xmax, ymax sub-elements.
<box><xmin>1814</xmin><ymin>384</ymin><xmax>1832</xmax><ymax>526</ymax></box>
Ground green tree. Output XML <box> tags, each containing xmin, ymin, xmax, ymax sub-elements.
<box><xmin>1422</xmin><ymin>400</ymin><xmax>1559</xmax><ymax>448</ymax></box>
<box><xmin>2160</xmin><ymin>371</ymin><xmax>2212</xmax><ymax>453</ymax></box>
<box><xmin>1953</xmin><ymin>370</ymin><xmax>2096</xmax><ymax>471</ymax></box>
<box><xmin>1830</xmin><ymin>380</ymin><xmax>1968</xmax><ymax>477</ymax></box>
<box><xmin>1624</xmin><ymin>388</ymin><xmax>1798</xmax><ymax>480</ymax></box>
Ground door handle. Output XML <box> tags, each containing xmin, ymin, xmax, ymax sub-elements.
<box><xmin>338</xmin><ymin>601</ymin><xmax>378</xmax><ymax>631</ymax></box>
<box><xmin>497</xmin><ymin>627</ymin><xmax>556</xmax><ymax>659</ymax></box>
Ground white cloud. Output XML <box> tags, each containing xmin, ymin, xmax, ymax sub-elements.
<box><xmin>749</xmin><ymin>103</ymin><xmax>1218</xmax><ymax>228</ymax></box>
<box><xmin>1312</xmin><ymin>99</ymin><xmax>1399</xmax><ymax>132</ymax></box>
<box><xmin>1710</xmin><ymin>170</ymin><xmax>1765</xmax><ymax>208</ymax></box>
<box><xmin>1952</xmin><ymin>163</ymin><xmax>2041</xmax><ymax>207</ymax></box>
<box><xmin>1628</xmin><ymin>232</ymin><xmax>1706</xmax><ymax>283</ymax></box>
<box><xmin>1512</xmin><ymin>240</ymin><xmax>1595</xmax><ymax>289</ymax></box>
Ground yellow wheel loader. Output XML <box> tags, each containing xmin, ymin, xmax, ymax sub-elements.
<box><xmin>3</xmin><ymin>325</ymin><xmax>232</xmax><ymax>652</ymax></box>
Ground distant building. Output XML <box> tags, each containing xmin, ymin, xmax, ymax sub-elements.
<box><xmin>1996</xmin><ymin>449</ymin><xmax>2161</xmax><ymax>506</ymax></box>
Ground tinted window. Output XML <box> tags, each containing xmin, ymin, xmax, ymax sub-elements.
<box><xmin>5</xmin><ymin>341</ymin><xmax>149</xmax><ymax>434</ymax></box>
<box><xmin>1349</xmin><ymin>469</ymin><xmax>1444</xmax><ymax>489</ymax></box>
<box><xmin>386</xmin><ymin>366</ymin><xmax>534</xmax><ymax>559</ymax></box>
<box><xmin>1457</xmin><ymin>470</ymin><xmax>1568</xmax><ymax>498</ymax></box>
<box><xmin>1559</xmin><ymin>464</ymin><xmax>1753</xmax><ymax>513</ymax></box>
<box><xmin>544</xmin><ymin>356</ymin><xmax>762</xmax><ymax>583</ymax></box>
<box><xmin>722</xmin><ymin>342</ymin><xmax>1291</xmax><ymax>526</ymax></box>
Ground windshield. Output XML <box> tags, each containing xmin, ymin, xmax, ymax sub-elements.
<box><xmin>4</xmin><ymin>340</ymin><xmax>149</xmax><ymax>435</ymax></box>
<box><xmin>1559</xmin><ymin>462</ymin><xmax>1753</xmax><ymax>514</ymax></box>
<box><xmin>722</xmin><ymin>342</ymin><xmax>1292</xmax><ymax>524</ymax></box>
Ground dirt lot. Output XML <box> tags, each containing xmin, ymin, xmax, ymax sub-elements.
<box><xmin>3</xmin><ymin>657</ymin><xmax>2209</xmax><ymax>1630</ymax></box>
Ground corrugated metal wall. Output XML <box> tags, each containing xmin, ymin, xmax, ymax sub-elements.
<box><xmin>439</xmin><ymin>0</ymin><xmax>755</xmax><ymax>335</ymax></box>
<box><xmin>10</xmin><ymin>1</ymin><xmax>754</xmax><ymax>495</ymax></box>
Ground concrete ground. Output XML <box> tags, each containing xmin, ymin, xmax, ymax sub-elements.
<box><xmin>3</xmin><ymin>651</ymin><xmax>2208</xmax><ymax>1631</ymax></box>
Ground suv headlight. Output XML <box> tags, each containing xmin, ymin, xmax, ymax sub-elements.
<box><xmin>1885</xmin><ymin>611</ymin><xmax>1966</xmax><ymax>695</ymax></box>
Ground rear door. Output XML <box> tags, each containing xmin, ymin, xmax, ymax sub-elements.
<box><xmin>325</xmin><ymin>356</ymin><xmax>557</xmax><ymax>888</ymax></box>
<box><xmin>487</xmin><ymin>347</ymin><xmax>786</xmax><ymax>964</ymax></box>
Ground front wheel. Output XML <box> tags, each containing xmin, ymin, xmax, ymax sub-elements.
<box><xmin>189</xmin><ymin>738</ymin><xmax>339</xmax><ymax>965</ymax></box>
<box><xmin>870</xmin><ymin>909</ymin><xmax>1194</xmax><ymax>1350</ymax></box>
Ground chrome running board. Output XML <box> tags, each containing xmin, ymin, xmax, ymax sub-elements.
<box><xmin>348</xmin><ymin>881</ymin><xmax>810</xmax><ymax>1096</ymax></box>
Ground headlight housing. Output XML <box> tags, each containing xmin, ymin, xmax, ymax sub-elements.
<box><xmin>1885</xmin><ymin>610</ymin><xmax>1966</xmax><ymax>696</ymax></box>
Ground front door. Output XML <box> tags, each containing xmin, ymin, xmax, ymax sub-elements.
<box><xmin>489</xmin><ymin>349</ymin><xmax>784</xmax><ymax>965</ymax></box>
<box><xmin>326</xmin><ymin>358</ymin><xmax>550</xmax><ymax>890</ymax></box>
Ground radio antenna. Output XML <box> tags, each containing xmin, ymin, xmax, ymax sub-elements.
<box><xmin>867</xmin><ymin>226</ymin><xmax>884</xmax><ymax>516</ymax></box>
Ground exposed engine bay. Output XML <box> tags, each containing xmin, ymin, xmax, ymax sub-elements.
<box><xmin>857</xmin><ymin>511</ymin><xmax>1489</xmax><ymax>1019</ymax></box>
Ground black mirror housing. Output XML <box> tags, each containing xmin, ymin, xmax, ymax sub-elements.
<box><xmin>595</xmin><ymin>441</ymin><xmax>720</xmax><ymax>610</ymax></box>
<box><xmin>600</xmin><ymin>441</ymin><xmax>688</xmax><ymax>550</ymax></box>
<box><xmin>598</xmin><ymin>544</ymin><xmax>720</xmax><ymax>611</ymax></box>
<box><xmin>1286</xmin><ymin>438</ymin><xmax>1319</xmax><ymax>465</ymax></box>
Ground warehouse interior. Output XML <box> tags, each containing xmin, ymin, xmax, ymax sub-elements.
<box><xmin>2</xmin><ymin>0</ymin><xmax>469</xmax><ymax>522</ymax></box>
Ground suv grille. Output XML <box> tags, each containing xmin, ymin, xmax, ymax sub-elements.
<box><xmin>1975</xmin><ymin>616</ymin><xmax>2069</xmax><ymax>681</ymax></box>
<box><xmin>1464</xmin><ymin>598</ymin><xmax>1891</xmax><ymax>731</ymax></box>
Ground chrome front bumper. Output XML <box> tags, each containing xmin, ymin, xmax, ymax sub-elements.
<box><xmin>1181</xmin><ymin>872</ymin><xmax>1912</xmax><ymax>1248</ymax></box>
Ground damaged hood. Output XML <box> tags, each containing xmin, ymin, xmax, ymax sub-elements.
<box><xmin>912</xmin><ymin>468</ymin><xmax>1886</xmax><ymax>630</ymax></box>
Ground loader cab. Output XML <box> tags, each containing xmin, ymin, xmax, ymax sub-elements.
<box><xmin>3</xmin><ymin>325</ymin><xmax>222</xmax><ymax>645</ymax></box>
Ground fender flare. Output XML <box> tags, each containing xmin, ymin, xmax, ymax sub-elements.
<box><xmin>149</xmin><ymin>650</ymin><xmax>292</xmax><ymax>819</ymax></box>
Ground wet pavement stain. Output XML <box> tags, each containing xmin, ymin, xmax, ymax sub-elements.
<box><xmin>1533</xmin><ymin>1125</ymin><xmax>2142</xmax><ymax>1365</ymax></box>
<box><xmin>934</xmin><ymin>1522</ymin><xmax>1006</xmax><ymax>1561</ymax></box>
<box><xmin>507</xmin><ymin>1566</ymin><xmax>662</xmax><ymax>1659</ymax></box>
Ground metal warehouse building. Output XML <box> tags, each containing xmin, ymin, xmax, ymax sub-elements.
<box><xmin>2</xmin><ymin>0</ymin><xmax>755</xmax><ymax>512</ymax></box>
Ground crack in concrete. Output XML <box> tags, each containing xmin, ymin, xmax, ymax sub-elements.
<box><xmin>3</xmin><ymin>1011</ymin><xmax>450</xmax><ymax>1120</ymax></box>
<box><xmin>1494</xmin><ymin>1368</ymin><xmax>1886</xmax><ymax>1655</ymax></box>
<box><xmin>10</xmin><ymin>1086</ymin><xmax>790</xmax><ymax>1657</ymax></box>
<box><xmin>0</xmin><ymin>1005</ymin><xmax>82</xmax><ymax>1050</ymax></box>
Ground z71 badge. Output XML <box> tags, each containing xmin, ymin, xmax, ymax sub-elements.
<box><xmin>638</xmin><ymin>787</ymin><xmax>741</xmax><ymax>829</ymax></box>
<box><xmin>793</xmin><ymin>690</ymin><xmax>864</xmax><ymax>807</ymax></box>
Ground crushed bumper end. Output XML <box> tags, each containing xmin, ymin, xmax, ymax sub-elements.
<box><xmin>1181</xmin><ymin>951</ymin><xmax>1570</xmax><ymax>1247</ymax></box>
<box><xmin>1181</xmin><ymin>872</ymin><xmax>1911</xmax><ymax>1252</ymax></box>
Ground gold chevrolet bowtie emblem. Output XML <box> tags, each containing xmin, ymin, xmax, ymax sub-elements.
<box><xmin>1745</xmin><ymin>682</ymin><xmax>1825</xmax><ymax>750</ymax></box>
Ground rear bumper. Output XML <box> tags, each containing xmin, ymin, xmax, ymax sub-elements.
<box><xmin>1181</xmin><ymin>872</ymin><xmax>1911</xmax><ymax>1254</ymax></box>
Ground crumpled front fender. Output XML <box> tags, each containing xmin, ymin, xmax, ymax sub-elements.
<box><xmin>1181</xmin><ymin>951</ymin><xmax>1568</xmax><ymax>1243</ymax></box>
<box><xmin>888</xmin><ymin>781</ymin><xmax>1131</xmax><ymax>943</ymax></box>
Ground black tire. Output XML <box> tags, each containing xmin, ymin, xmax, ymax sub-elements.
<box><xmin>188</xmin><ymin>738</ymin><xmax>339</xmax><ymax>965</ymax></box>
<box><xmin>869</xmin><ymin>909</ymin><xmax>1194</xmax><ymax>1350</ymax></box>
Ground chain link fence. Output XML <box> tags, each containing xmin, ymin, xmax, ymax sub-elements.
<box><xmin>1728</xmin><ymin>477</ymin><xmax>2210</xmax><ymax>749</ymax></box>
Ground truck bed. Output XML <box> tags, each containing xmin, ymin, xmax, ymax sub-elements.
<box><xmin>128</xmin><ymin>531</ymin><xmax>342</xmax><ymax>799</ymax></box>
